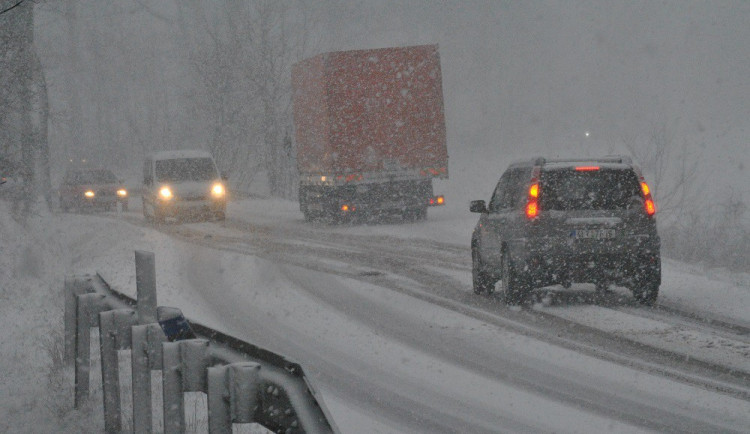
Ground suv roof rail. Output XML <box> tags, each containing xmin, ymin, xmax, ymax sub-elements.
<box><xmin>538</xmin><ymin>156</ymin><xmax>634</xmax><ymax>166</ymax></box>
<box><xmin>601</xmin><ymin>155</ymin><xmax>633</xmax><ymax>164</ymax></box>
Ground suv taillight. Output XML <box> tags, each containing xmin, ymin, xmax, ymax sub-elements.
<box><xmin>641</xmin><ymin>181</ymin><xmax>656</xmax><ymax>216</ymax></box>
<box><xmin>526</xmin><ymin>166</ymin><xmax>541</xmax><ymax>219</ymax></box>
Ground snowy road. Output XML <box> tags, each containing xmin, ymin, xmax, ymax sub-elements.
<box><xmin>88</xmin><ymin>197</ymin><xmax>750</xmax><ymax>433</ymax></box>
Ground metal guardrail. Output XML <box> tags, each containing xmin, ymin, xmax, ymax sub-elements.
<box><xmin>64</xmin><ymin>250</ymin><xmax>338</xmax><ymax>434</ymax></box>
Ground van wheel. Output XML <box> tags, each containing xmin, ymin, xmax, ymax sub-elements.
<box><xmin>502</xmin><ymin>252</ymin><xmax>529</xmax><ymax>305</ymax></box>
<box><xmin>142</xmin><ymin>199</ymin><xmax>153</xmax><ymax>222</ymax></box>
<box><xmin>472</xmin><ymin>247</ymin><xmax>495</xmax><ymax>294</ymax></box>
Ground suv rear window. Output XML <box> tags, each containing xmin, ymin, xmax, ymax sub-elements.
<box><xmin>539</xmin><ymin>168</ymin><xmax>641</xmax><ymax>211</ymax></box>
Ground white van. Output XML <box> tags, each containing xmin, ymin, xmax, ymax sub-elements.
<box><xmin>142</xmin><ymin>150</ymin><xmax>226</xmax><ymax>222</ymax></box>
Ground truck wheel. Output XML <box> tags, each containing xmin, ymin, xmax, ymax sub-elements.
<box><xmin>632</xmin><ymin>281</ymin><xmax>659</xmax><ymax>306</ymax></box>
<box><xmin>502</xmin><ymin>252</ymin><xmax>529</xmax><ymax>305</ymax></box>
<box><xmin>403</xmin><ymin>206</ymin><xmax>427</xmax><ymax>222</ymax></box>
<box><xmin>472</xmin><ymin>247</ymin><xmax>495</xmax><ymax>294</ymax></box>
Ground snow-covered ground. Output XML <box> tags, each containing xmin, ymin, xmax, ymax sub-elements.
<box><xmin>0</xmin><ymin>196</ymin><xmax>748</xmax><ymax>433</ymax></box>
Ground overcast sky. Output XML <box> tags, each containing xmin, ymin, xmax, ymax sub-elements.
<box><xmin>320</xmin><ymin>0</ymin><xmax>748</xmax><ymax>200</ymax></box>
<box><xmin>35</xmin><ymin>1</ymin><xmax>748</xmax><ymax>202</ymax></box>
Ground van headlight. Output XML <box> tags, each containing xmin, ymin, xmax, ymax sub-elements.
<box><xmin>159</xmin><ymin>186</ymin><xmax>173</xmax><ymax>200</ymax></box>
<box><xmin>117</xmin><ymin>188</ymin><xmax>128</xmax><ymax>197</ymax></box>
<box><xmin>211</xmin><ymin>183</ymin><xmax>225</xmax><ymax>197</ymax></box>
<box><xmin>84</xmin><ymin>190</ymin><xmax>95</xmax><ymax>198</ymax></box>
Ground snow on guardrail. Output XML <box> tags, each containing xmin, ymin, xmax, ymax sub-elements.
<box><xmin>64</xmin><ymin>250</ymin><xmax>338</xmax><ymax>434</ymax></box>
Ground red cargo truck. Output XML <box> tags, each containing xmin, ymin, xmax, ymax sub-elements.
<box><xmin>292</xmin><ymin>44</ymin><xmax>448</xmax><ymax>222</ymax></box>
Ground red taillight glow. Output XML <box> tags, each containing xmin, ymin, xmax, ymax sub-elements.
<box><xmin>640</xmin><ymin>180</ymin><xmax>656</xmax><ymax>216</ymax></box>
<box><xmin>525</xmin><ymin>167</ymin><xmax>542</xmax><ymax>219</ymax></box>
<box><xmin>529</xmin><ymin>183</ymin><xmax>539</xmax><ymax>198</ymax></box>
<box><xmin>645</xmin><ymin>198</ymin><xmax>656</xmax><ymax>216</ymax></box>
<box><xmin>575</xmin><ymin>166</ymin><xmax>600</xmax><ymax>171</ymax></box>
<box><xmin>526</xmin><ymin>201</ymin><xmax>538</xmax><ymax>218</ymax></box>
<box><xmin>428</xmin><ymin>196</ymin><xmax>445</xmax><ymax>206</ymax></box>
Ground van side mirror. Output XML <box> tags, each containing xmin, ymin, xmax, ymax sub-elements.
<box><xmin>470</xmin><ymin>200</ymin><xmax>487</xmax><ymax>213</ymax></box>
<box><xmin>221</xmin><ymin>172</ymin><xmax>228</xmax><ymax>181</ymax></box>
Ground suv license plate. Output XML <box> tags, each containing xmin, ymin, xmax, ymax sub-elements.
<box><xmin>574</xmin><ymin>229</ymin><xmax>616</xmax><ymax>240</ymax></box>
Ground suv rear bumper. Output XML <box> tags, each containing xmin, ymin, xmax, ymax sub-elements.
<box><xmin>501</xmin><ymin>235</ymin><xmax>661</xmax><ymax>288</ymax></box>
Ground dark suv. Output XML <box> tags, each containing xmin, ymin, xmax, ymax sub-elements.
<box><xmin>470</xmin><ymin>156</ymin><xmax>660</xmax><ymax>305</ymax></box>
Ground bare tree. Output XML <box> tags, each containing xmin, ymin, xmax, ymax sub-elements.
<box><xmin>170</xmin><ymin>0</ymin><xmax>321</xmax><ymax>196</ymax></box>
<box><xmin>0</xmin><ymin>0</ymin><xmax>46</xmax><ymax>221</ymax></box>
<box><xmin>622</xmin><ymin>123</ymin><xmax>702</xmax><ymax>219</ymax></box>
<box><xmin>242</xmin><ymin>0</ymin><xmax>321</xmax><ymax>197</ymax></box>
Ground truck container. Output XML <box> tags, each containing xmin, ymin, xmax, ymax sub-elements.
<box><xmin>292</xmin><ymin>44</ymin><xmax>448</xmax><ymax>222</ymax></box>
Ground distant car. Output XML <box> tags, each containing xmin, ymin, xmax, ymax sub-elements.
<box><xmin>470</xmin><ymin>156</ymin><xmax>661</xmax><ymax>305</ymax></box>
<box><xmin>141</xmin><ymin>150</ymin><xmax>226</xmax><ymax>223</ymax></box>
<box><xmin>59</xmin><ymin>167</ymin><xmax>128</xmax><ymax>212</ymax></box>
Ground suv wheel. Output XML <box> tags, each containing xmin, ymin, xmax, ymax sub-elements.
<box><xmin>471</xmin><ymin>247</ymin><xmax>495</xmax><ymax>294</ymax></box>
<box><xmin>502</xmin><ymin>252</ymin><xmax>529</xmax><ymax>305</ymax></box>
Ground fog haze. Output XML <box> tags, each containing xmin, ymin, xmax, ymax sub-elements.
<box><xmin>321</xmin><ymin>1</ymin><xmax>748</xmax><ymax>200</ymax></box>
<box><xmin>33</xmin><ymin>1</ymin><xmax>748</xmax><ymax>203</ymax></box>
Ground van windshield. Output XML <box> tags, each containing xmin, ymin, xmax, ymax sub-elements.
<box><xmin>155</xmin><ymin>158</ymin><xmax>217</xmax><ymax>182</ymax></box>
<box><xmin>69</xmin><ymin>169</ymin><xmax>118</xmax><ymax>184</ymax></box>
<box><xmin>539</xmin><ymin>168</ymin><xmax>641</xmax><ymax>211</ymax></box>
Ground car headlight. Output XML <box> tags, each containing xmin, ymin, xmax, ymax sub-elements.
<box><xmin>117</xmin><ymin>189</ymin><xmax>128</xmax><ymax>197</ymax></box>
<box><xmin>211</xmin><ymin>183</ymin><xmax>225</xmax><ymax>197</ymax></box>
<box><xmin>84</xmin><ymin>190</ymin><xmax>95</xmax><ymax>198</ymax></box>
<box><xmin>159</xmin><ymin>186</ymin><xmax>173</xmax><ymax>200</ymax></box>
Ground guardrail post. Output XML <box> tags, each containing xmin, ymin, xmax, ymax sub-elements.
<box><xmin>131</xmin><ymin>323</ymin><xmax>167</xmax><ymax>434</ymax></box>
<box><xmin>99</xmin><ymin>309</ymin><xmax>138</xmax><ymax>433</ymax></box>
<box><xmin>163</xmin><ymin>339</ymin><xmax>211</xmax><ymax>434</ymax></box>
<box><xmin>65</xmin><ymin>275</ymin><xmax>93</xmax><ymax>363</ymax></box>
<box><xmin>207</xmin><ymin>362</ymin><xmax>262</xmax><ymax>433</ymax></box>
<box><xmin>135</xmin><ymin>250</ymin><xmax>157</xmax><ymax>324</ymax></box>
<box><xmin>64</xmin><ymin>261</ymin><xmax>338</xmax><ymax>433</ymax></box>
<box><xmin>75</xmin><ymin>292</ymin><xmax>108</xmax><ymax>408</ymax></box>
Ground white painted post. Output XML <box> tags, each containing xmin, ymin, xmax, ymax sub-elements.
<box><xmin>228</xmin><ymin>362</ymin><xmax>261</xmax><ymax>423</ymax></box>
<box><xmin>135</xmin><ymin>250</ymin><xmax>157</xmax><ymax>324</ymax></box>
<box><xmin>207</xmin><ymin>366</ymin><xmax>232</xmax><ymax>434</ymax></box>
<box><xmin>74</xmin><ymin>292</ymin><xmax>107</xmax><ymax>408</ymax></box>
<box><xmin>162</xmin><ymin>339</ymin><xmax>211</xmax><ymax>434</ymax></box>
<box><xmin>207</xmin><ymin>362</ymin><xmax>262</xmax><ymax>433</ymax></box>
<box><xmin>64</xmin><ymin>276</ymin><xmax>92</xmax><ymax>364</ymax></box>
<box><xmin>99</xmin><ymin>309</ymin><xmax>138</xmax><ymax>433</ymax></box>
<box><xmin>131</xmin><ymin>323</ymin><xmax>167</xmax><ymax>434</ymax></box>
